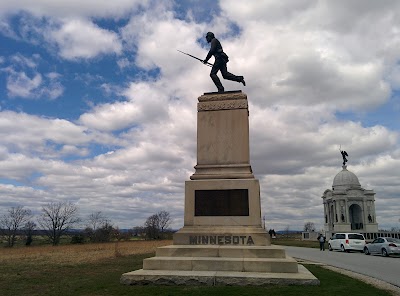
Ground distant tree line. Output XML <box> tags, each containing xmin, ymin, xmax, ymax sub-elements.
<box><xmin>0</xmin><ymin>202</ymin><xmax>173</xmax><ymax>247</ymax></box>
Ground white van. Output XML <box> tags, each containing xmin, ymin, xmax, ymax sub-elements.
<box><xmin>328</xmin><ymin>233</ymin><xmax>366</xmax><ymax>252</ymax></box>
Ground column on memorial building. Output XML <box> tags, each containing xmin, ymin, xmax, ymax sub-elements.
<box><xmin>333</xmin><ymin>200</ymin><xmax>338</xmax><ymax>224</ymax></box>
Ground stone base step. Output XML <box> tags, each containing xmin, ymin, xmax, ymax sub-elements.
<box><xmin>143</xmin><ymin>256</ymin><xmax>298</xmax><ymax>273</ymax></box>
<box><xmin>120</xmin><ymin>265</ymin><xmax>320</xmax><ymax>286</ymax></box>
<box><xmin>156</xmin><ymin>245</ymin><xmax>286</xmax><ymax>258</ymax></box>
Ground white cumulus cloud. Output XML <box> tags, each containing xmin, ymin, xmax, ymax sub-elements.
<box><xmin>49</xmin><ymin>18</ymin><xmax>122</xmax><ymax>60</ymax></box>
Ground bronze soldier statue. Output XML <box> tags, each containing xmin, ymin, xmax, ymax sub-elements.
<box><xmin>203</xmin><ymin>32</ymin><xmax>245</xmax><ymax>92</ymax></box>
<box><xmin>340</xmin><ymin>150</ymin><xmax>348</xmax><ymax>166</ymax></box>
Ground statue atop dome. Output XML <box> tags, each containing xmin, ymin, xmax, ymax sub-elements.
<box><xmin>340</xmin><ymin>149</ymin><xmax>348</xmax><ymax>166</ymax></box>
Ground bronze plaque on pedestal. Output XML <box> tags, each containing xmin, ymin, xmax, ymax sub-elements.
<box><xmin>195</xmin><ymin>189</ymin><xmax>249</xmax><ymax>216</ymax></box>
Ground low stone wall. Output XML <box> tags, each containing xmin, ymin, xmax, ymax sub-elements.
<box><xmin>361</xmin><ymin>231</ymin><xmax>400</xmax><ymax>241</ymax></box>
<box><xmin>302</xmin><ymin>231</ymin><xmax>400</xmax><ymax>242</ymax></box>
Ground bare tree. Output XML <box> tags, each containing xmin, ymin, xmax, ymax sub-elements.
<box><xmin>24</xmin><ymin>221</ymin><xmax>36</xmax><ymax>246</ymax></box>
<box><xmin>143</xmin><ymin>211</ymin><xmax>172</xmax><ymax>239</ymax></box>
<box><xmin>84</xmin><ymin>211</ymin><xmax>113</xmax><ymax>242</ymax></box>
<box><xmin>132</xmin><ymin>226</ymin><xmax>145</xmax><ymax>238</ymax></box>
<box><xmin>144</xmin><ymin>214</ymin><xmax>160</xmax><ymax>239</ymax></box>
<box><xmin>93</xmin><ymin>222</ymin><xmax>116</xmax><ymax>242</ymax></box>
<box><xmin>86</xmin><ymin>211</ymin><xmax>109</xmax><ymax>231</ymax></box>
<box><xmin>38</xmin><ymin>202</ymin><xmax>80</xmax><ymax>246</ymax></box>
<box><xmin>157</xmin><ymin>210</ymin><xmax>171</xmax><ymax>234</ymax></box>
<box><xmin>0</xmin><ymin>206</ymin><xmax>32</xmax><ymax>247</ymax></box>
<box><xmin>303</xmin><ymin>222</ymin><xmax>316</xmax><ymax>232</ymax></box>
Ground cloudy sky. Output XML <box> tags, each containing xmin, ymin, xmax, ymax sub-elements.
<box><xmin>1</xmin><ymin>0</ymin><xmax>399</xmax><ymax>231</ymax></box>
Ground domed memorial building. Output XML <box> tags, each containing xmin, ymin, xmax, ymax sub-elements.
<box><xmin>322</xmin><ymin>152</ymin><xmax>378</xmax><ymax>239</ymax></box>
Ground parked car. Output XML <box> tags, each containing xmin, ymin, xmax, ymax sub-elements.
<box><xmin>363</xmin><ymin>237</ymin><xmax>400</xmax><ymax>257</ymax></box>
<box><xmin>328</xmin><ymin>233</ymin><xmax>366</xmax><ymax>252</ymax></box>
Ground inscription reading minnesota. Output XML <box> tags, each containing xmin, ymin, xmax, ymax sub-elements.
<box><xmin>189</xmin><ymin>235</ymin><xmax>255</xmax><ymax>245</ymax></box>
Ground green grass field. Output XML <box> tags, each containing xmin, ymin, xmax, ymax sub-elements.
<box><xmin>0</xmin><ymin>240</ymin><xmax>393</xmax><ymax>296</ymax></box>
<box><xmin>272</xmin><ymin>236</ymin><xmax>321</xmax><ymax>248</ymax></box>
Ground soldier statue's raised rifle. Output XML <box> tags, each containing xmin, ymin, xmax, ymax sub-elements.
<box><xmin>177</xmin><ymin>50</ymin><xmax>213</xmax><ymax>67</ymax></box>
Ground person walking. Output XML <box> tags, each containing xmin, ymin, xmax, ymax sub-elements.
<box><xmin>203</xmin><ymin>32</ymin><xmax>246</xmax><ymax>92</ymax></box>
<box><xmin>317</xmin><ymin>233</ymin><xmax>326</xmax><ymax>251</ymax></box>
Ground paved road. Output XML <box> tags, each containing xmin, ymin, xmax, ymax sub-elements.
<box><xmin>283</xmin><ymin>246</ymin><xmax>400</xmax><ymax>287</ymax></box>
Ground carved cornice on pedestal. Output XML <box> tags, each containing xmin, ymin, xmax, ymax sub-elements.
<box><xmin>198</xmin><ymin>91</ymin><xmax>247</xmax><ymax>102</ymax></box>
<box><xmin>197</xmin><ymin>92</ymin><xmax>248</xmax><ymax>111</ymax></box>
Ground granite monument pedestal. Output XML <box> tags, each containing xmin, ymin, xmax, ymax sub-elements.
<box><xmin>121</xmin><ymin>91</ymin><xmax>319</xmax><ymax>286</ymax></box>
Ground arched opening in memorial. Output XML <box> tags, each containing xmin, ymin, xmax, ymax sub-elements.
<box><xmin>349</xmin><ymin>204</ymin><xmax>363</xmax><ymax>230</ymax></box>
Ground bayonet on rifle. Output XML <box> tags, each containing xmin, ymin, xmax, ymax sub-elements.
<box><xmin>177</xmin><ymin>50</ymin><xmax>213</xmax><ymax>67</ymax></box>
